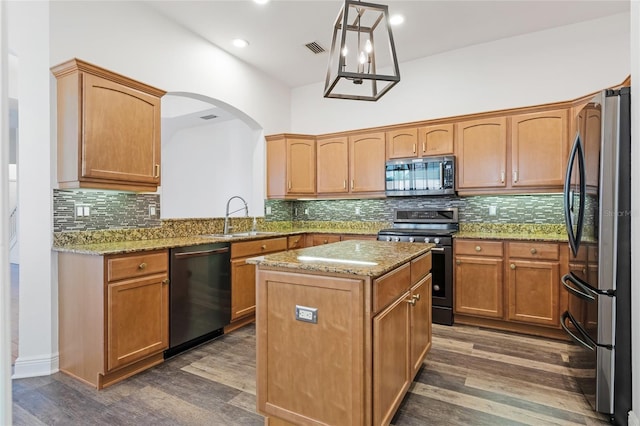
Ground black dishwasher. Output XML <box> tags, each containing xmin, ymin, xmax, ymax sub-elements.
<box><xmin>165</xmin><ymin>242</ymin><xmax>231</xmax><ymax>358</ymax></box>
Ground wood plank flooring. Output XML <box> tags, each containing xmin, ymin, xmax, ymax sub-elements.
<box><xmin>12</xmin><ymin>323</ymin><xmax>610</xmax><ymax>425</ymax></box>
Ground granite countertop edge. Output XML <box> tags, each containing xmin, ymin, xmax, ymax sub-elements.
<box><xmin>454</xmin><ymin>231</ymin><xmax>568</xmax><ymax>242</ymax></box>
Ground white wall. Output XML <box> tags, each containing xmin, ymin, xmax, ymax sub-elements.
<box><xmin>630</xmin><ymin>3</ymin><xmax>639</xmax><ymax>425</ymax></box>
<box><xmin>8</xmin><ymin>1</ymin><xmax>57</xmax><ymax>378</ymax></box>
<box><xmin>291</xmin><ymin>13</ymin><xmax>630</xmax><ymax>134</ymax></box>
<box><xmin>50</xmin><ymin>1</ymin><xmax>291</xmax><ymax>135</ymax></box>
<box><xmin>161</xmin><ymin>119</ymin><xmax>265</xmax><ymax>218</ymax></box>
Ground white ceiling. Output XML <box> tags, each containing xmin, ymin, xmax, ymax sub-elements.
<box><xmin>146</xmin><ymin>0</ymin><xmax>629</xmax><ymax>90</ymax></box>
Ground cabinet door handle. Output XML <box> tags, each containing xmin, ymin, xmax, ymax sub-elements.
<box><xmin>154</xmin><ymin>164</ymin><xmax>160</xmax><ymax>178</ymax></box>
<box><xmin>412</xmin><ymin>293</ymin><xmax>421</xmax><ymax>301</ymax></box>
<box><xmin>413</xmin><ymin>143</ymin><xmax>416</xmax><ymax>154</ymax></box>
<box><xmin>351</xmin><ymin>179</ymin><xmax>354</xmax><ymax>190</ymax></box>
<box><xmin>288</xmin><ymin>181</ymin><xmax>292</xmax><ymax>190</ymax></box>
<box><xmin>530</xmin><ymin>248</ymin><xmax>537</xmax><ymax>255</ymax></box>
<box><xmin>343</xmin><ymin>180</ymin><xmax>346</xmax><ymax>189</ymax></box>
<box><xmin>422</xmin><ymin>142</ymin><xmax>426</xmax><ymax>153</ymax></box>
<box><xmin>582</xmin><ymin>268</ymin><xmax>587</xmax><ymax>275</ymax></box>
<box><xmin>406</xmin><ymin>298</ymin><xmax>417</xmax><ymax>306</ymax></box>
<box><xmin>500</xmin><ymin>171</ymin><xmax>505</xmax><ymax>183</ymax></box>
<box><xmin>456</xmin><ymin>259</ymin><xmax>461</xmax><ymax>265</ymax></box>
<box><xmin>510</xmin><ymin>263</ymin><xmax>516</xmax><ymax>270</ymax></box>
<box><xmin>162</xmin><ymin>279</ymin><xmax>170</xmax><ymax>285</ymax></box>
<box><xmin>475</xmin><ymin>246</ymin><xmax>482</xmax><ymax>252</ymax></box>
<box><xmin>138</xmin><ymin>262</ymin><xmax>147</xmax><ymax>270</ymax></box>
<box><xmin>513</xmin><ymin>170</ymin><xmax>518</xmax><ymax>183</ymax></box>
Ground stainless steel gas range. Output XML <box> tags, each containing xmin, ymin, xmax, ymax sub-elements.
<box><xmin>377</xmin><ymin>208</ymin><xmax>458</xmax><ymax>325</ymax></box>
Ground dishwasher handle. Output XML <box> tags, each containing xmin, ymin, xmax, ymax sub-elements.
<box><xmin>173</xmin><ymin>247</ymin><xmax>230</xmax><ymax>258</ymax></box>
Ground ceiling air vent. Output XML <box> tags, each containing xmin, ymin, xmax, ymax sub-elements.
<box><xmin>305</xmin><ymin>41</ymin><xmax>326</xmax><ymax>54</ymax></box>
<box><xmin>200</xmin><ymin>114</ymin><xmax>218</xmax><ymax>120</ymax></box>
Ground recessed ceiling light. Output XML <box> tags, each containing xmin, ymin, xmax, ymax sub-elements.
<box><xmin>254</xmin><ymin>0</ymin><xmax>270</xmax><ymax>4</ymax></box>
<box><xmin>389</xmin><ymin>14</ymin><xmax>405</xmax><ymax>26</ymax></box>
<box><xmin>232</xmin><ymin>38</ymin><xmax>249</xmax><ymax>48</ymax></box>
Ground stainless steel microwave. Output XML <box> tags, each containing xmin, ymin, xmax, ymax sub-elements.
<box><xmin>385</xmin><ymin>156</ymin><xmax>455</xmax><ymax>196</ymax></box>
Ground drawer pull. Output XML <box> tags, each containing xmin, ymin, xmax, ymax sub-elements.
<box><xmin>162</xmin><ymin>279</ymin><xmax>170</xmax><ymax>285</ymax></box>
<box><xmin>412</xmin><ymin>293</ymin><xmax>421</xmax><ymax>301</ymax></box>
<box><xmin>475</xmin><ymin>246</ymin><xmax>482</xmax><ymax>252</ymax></box>
<box><xmin>406</xmin><ymin>298</ymin><xmax>417</xmax><ymax>306</ymax></box>
<box><xmin>456</xmin><ymin>260</ymin><xmax>461</xmax><ymax>265</ymax></box>
<box><xmin>138</xmin><ymin>262</ymin><xmax>147</xmax><ymax>270</ymax></box>
<box><xmin>261</xmin><ymin>244</ymin><xmax>267</xmax><ymax>250</ymax></box>
<box><xmin>324</xmin><ymin>239</ymin><xmax>328</xmax><ymax>244</ymax></box>
<box><xmin>510</xmin><ymin>263</ymin><xmax>516</xmax><ymax>270</ymax></box>
<box><xmin>530</xmin><ymin>248</ymin><xmax>537</xmax><ymax>255</ymax></box>
<box><xmin>582</xmin><ymin>268</ymin><xmax>587</xmax><ymax>275</ymax></box>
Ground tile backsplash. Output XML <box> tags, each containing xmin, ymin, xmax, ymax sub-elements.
<box><xmin>53</xmin><ymin>189</ymin><xmax>161</xmax><ymax>232</ymax></box>
<box><xmin>266</xmin><ymin>194</ymin><xmax>565</xmax><ymax>225</ymax></box>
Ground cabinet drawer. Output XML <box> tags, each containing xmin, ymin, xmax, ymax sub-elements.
<box><xmin>232</xmin><ymin>237</ymin><xmax>288</xmax><ymax>259</ymax></box>
<box><xmin>107</xmin><ymin>250</ymin><xmax>168</xmax><ymax>282</ymax></box>
<box><xmin>410</xmin><ymin>252</ymin><xmax>432</xmax><ymax>285</ymax></box>
<box><xmin>287</xmin><ymin>234</ymin><xmax>306</xmax><ymax>250</ymax></box>
<box><xmin>311</xmin><ymin>234</ymin><xmax>341</xmax><ymax>246</ymax></box>
<box><xmin>373</xmin><ymin>263</ymin><xmax>411</xmax><ymax>313</ymax></box>
<box><xmin>508</xmin><ymin>242</ymin><xmax>559</xmax><ymax>261</ymax></box>
<box><xmin>455</xmin><ymin>240</ymin><xmax>503</xmax><ymax>257</ymax></box>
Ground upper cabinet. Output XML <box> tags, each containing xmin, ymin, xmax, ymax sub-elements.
<box><xmin>510</xmin><ymin>109</ymin><xmax>568</xmax><ymax>188</ymax></box>
<box><xmin>349</xmin><ymin>132</ymin><xmax>386</xmax><ymax>194</ymax></box>
<box><xmin>51</xmin><ymin>58</ymin><xmax>165</xmax><ymax>192</ymax></box>
<box><xmin>316</xmin><ymin>136</ymin><xmax>349</xmax><ymax>194</ymax></box>
<box><xmin>386</xmin><ymin>124</ymin><xmax>454</xmax><ymax>160</ymax></box>
<box><xmin>266</xmin><ymin>134</ymin><xmax>316</xmax><ymax>198</ymax></box>
<box><xmin>455</xmin><ymin>117</ymin><xmax>508</xmax><ymax>191</ymax></box>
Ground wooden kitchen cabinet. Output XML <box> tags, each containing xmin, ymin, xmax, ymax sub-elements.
<box><xmin>266</xmin><ymin>134</ymin><xmax>316</xmax><ymax>198</ymax></box>
<box><xmin>58</xmin><ymin>250</ymin><xmax>169</xmax><ymax>389</ymax></box>
<box><xmin>51</xmin><ymin>58</ymin><xmax>165</xmax><ymax>192</ymax></box>
<box><xmin>386</xmin><ymin>127</ymin><xmax>418</xmax><ymax>159</ymax></box>
<box><xmin>310</xmin><ymin>233</ymin><xmax>342</xmax><ymax>246</ymax></box>
<box><xmin>454</xmin><ymin>240</ymin><xmax>504</xmax><ymax>319</ymax></box>
<box><xmin>229</xmin><ymin>237</ymin><xmax>288</xmax><ymax>326</ymax></box>
<box><xmin>506</xmin><ymin>242</ymin><xmax>561</xmax><ymax>327</ymax></box>
<box><xmin>418</xmin><ymin>123</ymin><xmax>455</xmax><ymax>156</ymax></box>
<box><xmin>455</xmin><ymin>117</ymin><xmax>508</xmax><ymax>191</ymax></box>
<box><xmin>349</xmin><ymin>132</ymin><xmax>386</xmax><ymax>194</ymax></box>
<box><xmin>409</xmin><ymin>274</ymin><xmax>432</xmax><ymax>378</ymax></box>
<box><xmin>510</xmin><ymin>109</ymin><xmax>569</xmax><ymax>188</ymax></box>
<box><xmin>317</xmin><ymin>136</ymin><xmax>349</xmax><ymax>194</ymax></box>
<box><xmin>287</xmin><ymin>234</ymin><xmax>308</xmax><ymax>249</ymax></box>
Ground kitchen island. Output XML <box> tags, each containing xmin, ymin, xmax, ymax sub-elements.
<box><xmin>247</xmin><ymin>240</ymin><xmax>433</xmax><ymax>426</ymax></box>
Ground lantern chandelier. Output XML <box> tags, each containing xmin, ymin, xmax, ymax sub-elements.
<box><xmin>324</xmin><ymin>0</ymin><xmax>400</xmax><ymax>101</ymax></box>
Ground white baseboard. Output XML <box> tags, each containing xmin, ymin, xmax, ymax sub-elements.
<box><xmin>11</xmin><ymin>353</ymin><xmax>59</xmax><ymax>379</ymax></box>
<box><xmin>629</xmin><ymin>411</ymin><xmax>640</xmax><ymax>426</ymax></box>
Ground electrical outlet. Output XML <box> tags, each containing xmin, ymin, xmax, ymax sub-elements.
<box><xmin>304</xmin><ymin>208</ymin><xmax>309</xmax><ymax>215</ymax></box>
<box><xmin>295</xmin><ymin>305</ymin><xmax>318</xmax><ymax>324</ymax></box>
<box><xmin>76</xmin><ymin>206</ymin><xmax>84</xmax><ymax>217</ymax></box>
<box><xmin>489</xmin><ymin>205</ymin><xmax>497</xmax><ymax>216</ymax></box>
<box><xmin>266</xmin><ymin>206</ymin><xmax>272</xmax><ymax>215</ymax></box>
<box><xmin>75</xmin><ymin>204</ymin><xmax>91</xmax><ymax>218</ymax></box>
<box><xmin>149</xmin><ymin>205</ymin><xmax>157</xmax><ymax>218</ymax></box>
<box><xmin>355</xmin><ymin>207</ymin><xmax>361</xmax><ymax>215</ymax></box>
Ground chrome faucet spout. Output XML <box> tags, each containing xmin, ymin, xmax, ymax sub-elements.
<box><xmin>223</xmin><ymin>196</ymin><xmax>249</xmax><ymax>235</ymax></box>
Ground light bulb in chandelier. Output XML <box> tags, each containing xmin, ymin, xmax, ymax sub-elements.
<box><xmin>365</xmin><ymin>39</ymin><xmax>373</xmax><ymax>53</ymax></box>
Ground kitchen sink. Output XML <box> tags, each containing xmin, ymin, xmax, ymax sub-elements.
<box><xmin>202</xmin><ymin>231</ymin><xmax>279</xmax><ymax>238</ymax></box>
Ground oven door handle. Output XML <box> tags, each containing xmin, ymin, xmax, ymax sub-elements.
<box><xmin>560</xmin><ymin>311</ymin><xmax>613</xmax><ymax>351</ymax></box>
<box><xmin>430</xmin><ymin>247</ymin><xmax>445</xmax><ymax>252</ymax></box>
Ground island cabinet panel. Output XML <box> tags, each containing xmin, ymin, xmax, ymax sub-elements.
<box><xmin>409</xmin><ymin>274</ymin><xmax>432</xmax><ymax>379</ymax></box>
<box><xmin>256</xmin><ymin>271</ymin><xmax>365</xmax><ymax>426</ymax></box>
<box><xmin>51</xmin><ymin>58</ymin><xmax>165</xmax><ymax>192</ymax></box>
<box><xmin>58</xmin><ymin>250</ymin><xmax>169</xmax><ymax>389</ymax></box>
<box><xmin>455</xmin><ymin>117</ymin><xmax>508</xmax><ymax>190</ymax></box>
<box><xmin>386</xmin><ymin>128</ymin><xmax>418</xmax><ymax>159</ymax></box>
<box><xmin>349</xmin><ymin>132</ymin><xmax>386</xmax><ymax>194</ymax></box>
<box><xmin>418</xmin><ymin>123</ymin><xmax>455</xmax><ymax>156</ymax></box>
<box><xmin>317</xmin><ymin>136</ymin><xmax>349</xmax><ymax>194</ymax></box>
<box><xmin>510</xmin><ymin>109</ymin><xmax>569</xmax><ymax>188</ymax></box>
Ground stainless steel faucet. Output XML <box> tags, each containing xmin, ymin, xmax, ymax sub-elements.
<box><xmin>223</xmin><ymin>196</ymin><xmax>248</xmax><ymax>235</ymax></box>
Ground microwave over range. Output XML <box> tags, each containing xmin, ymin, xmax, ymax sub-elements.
<box><xmin>385</xmin><ymin>155</ymin><xmax>455</xmax><ymax>196</ymax></box>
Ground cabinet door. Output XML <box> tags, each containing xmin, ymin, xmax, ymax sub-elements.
<box><xmin>410</xmin><ymin>275</ymin><xmax>432</xmax><ymax>379</ymax></box>
<box><xmin>455</xmin><ymin>117</ymin><xmax>507</xmax><ymax>189</ymax></box>
<box><xmin>386</xmin><ymin>128</ymin><xmax>418</xmax><ymax>159</ymax></box>
<box><xmin>83</xmin><ymin>73</ymin><xmax>161</xmax><ymax>185</ymax></box>
<box><xmin>418</xmin><ymin>123</ymin><xmax>454</xmax><ymax>156</ymax></box>
<box><xmin>349</xmin><ymin>132</ymin><xmax>386</xmax><ymax>193</ymax></box>
<box><xmin>266</xmin><ymin>137</ymin><xmax>286</xmax><ymax>198</ymax></box>
<box><xmin>507</xmin><ymin>260</ymin><xmax>560</xmax><ymax>327</ymax></box>
<box><xmin>454</xmin><ymin>256</ymin><xmax>504</xmax><ymax>318</ymax></box>
<box><xmin>231</xmin><ymin>258</ymin><xmax>257</xmax><ymax>321</ymax></box>
<box><xmin>511</xmin><ymin>109</ymin><xmax>568</xmax><ymax>188</ymax></box>
<box><xmin>317</xmin><ymin>136</ymin><xmax>349</xmax><ymax>194</ymax></box>
<box><xmin>373</xmin><ymin>291</ymin><xmax>411</xmax><ymax>426</ymax></box>
<box><xmin>287</xmin><ymin>138</ymin><xmax>316</xmax><ymax>194</ymax></box>
<box><xmin>107</xmin><ymin>274</ymin><xmax>168</xmax><ymax>371</ymax></box>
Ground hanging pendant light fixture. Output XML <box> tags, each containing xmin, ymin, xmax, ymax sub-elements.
<box><xmin>324</xmin><ymin>0</ymin><xmax>400</xmax><ymax>101</ymax></box>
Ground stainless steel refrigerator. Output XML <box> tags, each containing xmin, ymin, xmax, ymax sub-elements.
<box><xmin>561</xmin><ymin>87</ymin><xmax>631</xmax><ymax>425</ymax></box>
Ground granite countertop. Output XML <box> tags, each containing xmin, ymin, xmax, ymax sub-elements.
<box><xmin>454</xmin><ymin>231</ymin><xmax>568</xmax><ymax>242</ymax></box>
<box><xmin>246</xmin><ymin>240</ymin><xmax>433</xmax><ymax>278</ymax></box>
<box><xmin>455</xmin><ymin>223</ymin><xmax>568</xmax><ymax>242</ymax></box>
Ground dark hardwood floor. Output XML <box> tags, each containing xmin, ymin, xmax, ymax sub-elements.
<box><xmin>12</xmin><ymin>323</ymin><xmax>610</xmax><ymax>425</ymax></box>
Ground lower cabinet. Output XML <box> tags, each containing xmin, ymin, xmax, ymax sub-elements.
<box><xmin>454</xmin><ymin>239</ymin><xmax>567</xmax><ymax>338</ymax></box>
<box><xmin>58</xmin><ymin>250</ymin><xmax>169</xmax><ymax>389</ymax></box>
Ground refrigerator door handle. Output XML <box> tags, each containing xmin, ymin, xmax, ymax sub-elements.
<box><xmin>563</xmin><ymin>132</ymin><xmax>586</xmax><ymax>257</ymax></box>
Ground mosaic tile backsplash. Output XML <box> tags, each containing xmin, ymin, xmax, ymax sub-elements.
<box><xmin>267</xmin><ymin>194</ymin><xmax>565</xmax><ymax>225</ymax></box>
<box><xmin>53</xmin><ymin>189</ymin><xmax>161</xmax><ymax>232</ymax></box>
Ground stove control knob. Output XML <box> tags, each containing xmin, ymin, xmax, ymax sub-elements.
<box><xmin>424</xmin><ymin>237</ymin><xmax>430</xmax><ymax>243</ymax></box>
<box><xmin>409</xmin><ymin>237</ymin><xmax>415</xmax><ymax>243</ymax></box>
<box><xmin>385</xmin><ymin>236</ymin><xmax>391</xmax><ymax>242</ymax></box>
<box><xmin>393</xmin><ymin>237</ymin><xmax>401</xmax><ymax>242</ymax></box>
<box><xmin>434</xmin><ymin>238</ymin><xmax>441</xmax><ymax>244</ymax></box>
<box><xmin>433</xmin><ymin>284</ymin><xmax>441</xmax><ymax>292</ymax></box>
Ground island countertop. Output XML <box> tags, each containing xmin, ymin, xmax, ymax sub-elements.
<box><xmin>246</xmin><ymin>240</ymin><xmax>433</xmax><ymax>278</ymax></box>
